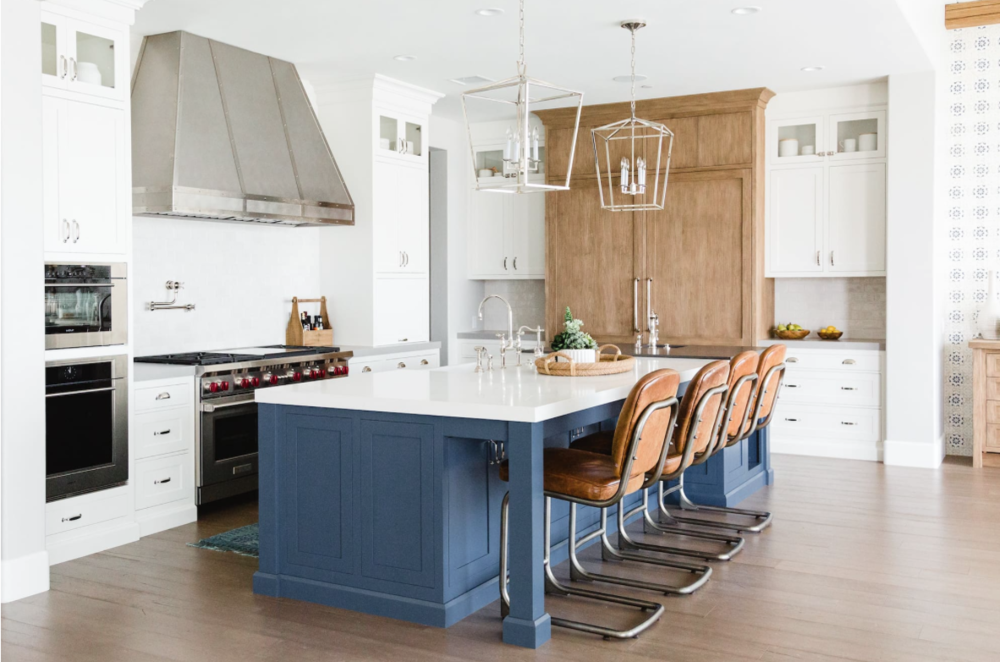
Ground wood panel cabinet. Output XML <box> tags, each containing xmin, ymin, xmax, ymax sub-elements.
<box><xmin>539</xmin><ymin>88</ymin><xmax>774</xmax><ymax>346</ymax></box>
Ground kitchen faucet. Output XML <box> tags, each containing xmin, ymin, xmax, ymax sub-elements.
<box><xmin>478</xmin><ymin>295</ymin><xmax>515</xmax><ymax>369</ymax></box>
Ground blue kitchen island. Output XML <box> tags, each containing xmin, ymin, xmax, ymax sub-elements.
<box><xmin>253</xmin><ymin>357</ymin><xmax>773</xmax><ymax>649</ymax></box>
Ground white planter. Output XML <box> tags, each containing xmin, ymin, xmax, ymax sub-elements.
<box><xmin>556</xmin><ymin>349</ymin><xmax>597</xmax><ymax>364</ymax></box>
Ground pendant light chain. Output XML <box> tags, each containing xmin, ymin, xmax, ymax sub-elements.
<box><xmin>629</xmin><ymin>25</ymin><xmax>637</xmax><ymax>120</ymax></box>
<box><xmin>517</xmin><ymin>0</ymin><xmax>526</xmax><ymax>75</ymax></box>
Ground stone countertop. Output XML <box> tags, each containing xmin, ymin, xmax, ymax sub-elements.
<box><xmin>133</xmin><ymin>362</ymin><xmax>197</xmax><ymax>383</ymax></box>
<box><xmin>255</xmin><ymin>356</ymin><xmax>712</xmax><ymax>423</ymax></box>
<box><xmin>758</xmin><ymin>337</ymin><xmax>885</xmax><ymax>351</ymax></box>
<box><xmin>615</xmin><ymin>344</ymin><xmax>766</xmax><ymax>360</ymax></box>
<box><xmin>338</xmin><ymin>342</ymin><xmax>441</xmax><ymax>359</ymax></box>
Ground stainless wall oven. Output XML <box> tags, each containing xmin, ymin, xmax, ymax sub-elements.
<box><xmin>45</xmin><ymin>262</ymin><xmax>127</xmax><ymax>350</ymax></box>
<box><xmin>46</xmin><ymin>355</ymin><xmax>128</xmax><ymax>501</ymax></box>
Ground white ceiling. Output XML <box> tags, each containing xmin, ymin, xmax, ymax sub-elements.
<box><xmin>132</xmin><ymin>0</ymin><xmax>933</xmax><ymax>118</ymax></box>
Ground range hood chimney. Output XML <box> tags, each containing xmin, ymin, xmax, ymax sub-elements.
<box><xmin>131</xmin><ymin>31</ymin><xmax>353</xmax><ymax>227</ymax></box>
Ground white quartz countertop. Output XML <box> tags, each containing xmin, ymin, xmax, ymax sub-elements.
<box><xmin>133</xmin><ymin>362</ymin><xmax>197</xmax><ymax>383</ymax></box>
<box><xmin>759</xmin><ymin>338</ymin><xmax>885</xmax><ymax>351</ymax></box>
<box><xmin>255</xmin><ymin>357</ymin><xmax>712</xmax><ymax>423</ymax></box>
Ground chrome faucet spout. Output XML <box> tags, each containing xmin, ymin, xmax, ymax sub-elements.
<box><xmin>478</xmin><ymin>295</ymin><xmax>514</xmax><ymax>345</ymax></box>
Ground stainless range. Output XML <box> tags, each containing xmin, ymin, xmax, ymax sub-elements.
<box><xmin>136</xmin><ymin>345</ymin><xmax>353</xmax><ymax>504</ymax></box>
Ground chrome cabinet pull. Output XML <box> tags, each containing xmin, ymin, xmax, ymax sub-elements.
<box><xmin>59</xmin><ymin>55</ymin><xmax>67</xmax><ymax>78</ymax></box>
<box><xmin>830</xmin><ymin>251</ymin><xmax>835</xmax><ymax>267</ymax></box>
<box><xmin>785</xmin><ymin>384</ymin><xmax>799</xmax><ymax>388</ymax></box>
<box><xmin>816</xmin><ymin>250</ymin><xmax>820</xmax><ymax>266</ymax></box>
<box><xmin>842</xmin><ymin>359</ymin><xmax>856</xmax><ymax>365</ymax></box>
<box><xmin>397</xmin><ymin>362</ymin><xmax>406</xmax><ymax>369</ymax></box>
<box><xmin>153</xmin><ymin>429</ymin><xmax>171</xmax><ymax>436</ymax></box>
<box><xmin>841</xmin><ymin>421</ymin><xmax>856</xmax><ymax>426</ymax></box>
<box><xmin>646</xmin><ymin>278</ymin><xmax>653</xmax><ymax>332</ymax></box>
<box><xmin>841</xmin><ymin>386</ymin><xmax>857</xmax><ymax>391</ymax></box>
<box><xmin>513</xmin><ymin>257</ymin><xmax>518</xmax><ymax>270</ymax></box>
<box><xmin>70</xmin><ymin>57</ymin><xmax>77</xmax><ymax>81</ymax></box>
<box><xmin>362</xmin><ymin>366</ymin><xmax>372</xmax><ymax>373</ymax></box>
<box><xmin>633</xmin><ymin>278</ymin><xmax>640</xmax><ymax>332</ymax></box>
<box><xmin>71</xmin><ymin>219</ymin><xmax>80</xmax><ymax>243</ymax></box>
<box><xmin>787</xmin><ymin>357</ymin><xmax>799</xmax><ymax>363</ymax></box>
<box><xmin>62</xmin><ymin>219</ymin><xmax>70</xmax><ymax>243</ymax></box>
<box><xmin>503</xmin><ymin>257</ymin><xmax>508</xmax><ymax>271</ymax></box>
<box><xmin>155</xmin><ymin>392</ymin><xmax>171</xmax><ymax>400</ymax></box>
<box><xmin>398</xmin><ymin>338</ymin><xmax>408</xmax><ymax>342</ymax></box>
<box><xmin>784</xmin><ymin>418</ymin><xmax>798</xmax><ymax>422</ymax></box>
<box><xmin>420</xmin><ymin>359</ymin><xmax>429</xmax><ymax>365</ymax></box>
<box><xmin>154</xmin><ymin>477</ymin><xmax>172</xmax><ymax>485</ymax></box>
<box><xmin>62</xmin><ymin>514</ymin><xmax>82</xmax><ymax>522</ymax></box>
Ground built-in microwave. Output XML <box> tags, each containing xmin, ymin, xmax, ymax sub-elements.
<box><xmin>45</xmin><ymin>262</ymin><xmax>127</xmax><ymax>350</ymax></box>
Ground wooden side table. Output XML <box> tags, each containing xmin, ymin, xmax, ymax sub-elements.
<box><xmin>969</xmin><ymin>339</ymin><xmax>1000</xmax><ymax>467</ymax></box>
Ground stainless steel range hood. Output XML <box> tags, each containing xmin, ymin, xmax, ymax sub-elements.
<box><xmin>131</xmin><ymin>31</ymin><xmax>353</xmax><ymax>227</ymax></box>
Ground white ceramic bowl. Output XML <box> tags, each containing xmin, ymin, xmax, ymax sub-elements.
<box><xmin>76</xmin><ymin>61</ymin><xmax>102</xmax><ymax>85</ymax></box>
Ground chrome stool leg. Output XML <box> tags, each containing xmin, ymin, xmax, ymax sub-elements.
<box><xmin>615</xmin><ymin>487</ymin><xmax>746</xmax><ymax>562</ymax></box>
<box><xmin>499</xmin><ymin>494</ymin><xmax>665</xmax><ymax>640</ymax></box>
<box><xmin>566</xmin><ymin>503</ymin><xmax>712</xmax><ymax>596</ymax></box>
<box><xmin>661</xmin><ymin>474</ymin><xmax>773</xmax><ymax>533</ymax></box>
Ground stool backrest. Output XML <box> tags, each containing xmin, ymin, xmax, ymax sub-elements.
<box><xmin>610</xmin><ymin>369</ymin><xmax>681</xmax><ymax>481</ymax></box>
<box><xmin>743</xmin><ymin>344</ymin><xmax>787</xmax><ymax>437</ymax></box>
<box><xmin>673</xmin><ymin>361</ymin><xmax>730</xmax><ymax>462</ymax></box>
<box><xmin>725</xmin><ymin>351</ymin><xmax>761</xmax><ymax>440</ymax></box>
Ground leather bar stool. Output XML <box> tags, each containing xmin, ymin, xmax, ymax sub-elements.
<box><xmin>635</xmin><ymin>351</ymin><xmax>759</xmax><ymax>560</ymax></box>
<box><xmin>667</xmin><ymin>344</ymin><xmax>787</xmax><ymax>533</ymax></box>
<box><xmin>573</xmin><ymin>360</ymin><xmax>744</xmax><ymax>563</ymax></box>
<box><xmin>497</xmin><ymin>369</ymin><xmax>684</xmax><ymax>639</ymax></box>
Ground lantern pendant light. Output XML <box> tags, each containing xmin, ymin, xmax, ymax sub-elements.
<box><xmin>592</xmin><ymin>21</ymin><xmax>674</xmax><ymax>211</ymax></box>
<box><xmin>461</xmin><ymin>0</ymin><xmax>584</xmax><ymax>194</ymax></box>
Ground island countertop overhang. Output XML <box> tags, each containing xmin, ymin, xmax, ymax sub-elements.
<box><xmin>255</xmin><ymin>357</ymin><xmax>714</xmax><ymax>423</ymax></box>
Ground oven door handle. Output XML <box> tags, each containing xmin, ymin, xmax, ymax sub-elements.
<box><xmin>44</xmin><ymin>282</ymin><xmax>115</xmax><ymax>287</ymax></box>
<box><xmin>201</xmin><ymin>400</ymin><xmax>255</xmax><ymax>412</ymax></box>
<box><xmin>45</xmin><ymin>386</ymin><xmax>116</xmax><ymax>398</ymax></box>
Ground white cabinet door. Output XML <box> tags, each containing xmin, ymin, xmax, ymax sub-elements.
<box><xmin>828</xmin><ymin>110</ymin><xmax>886</xmax><ymax>162</ymax></box>
<box><xmin>41</xmin><ymin>13</ymin><xmax>69</xmax><ymax>92</ymax></box>
<box><xmin>373</xmin><ymin>278</ymin><xmax>429</xmax><ymax>345</ymax></box>
<box><xmin>60</xmin><ymin>100</ymin><xmax>125</xmax><ymax>253</ymax></box>
<box><xmin>512</xmin><ymin>192</ymin><xmax>545</xmax><ymax>277</ymax></box>
<box><xmin>373</xmin><ymin>159</ymin><xmax>401</xmax><ymax>273</ymax></box>
<box><xmin>767</xmin><ymin>116</ymin><xmax>825</xmax><ymax>165</ymax></box>
<box><xmin>768</xmin><ymin>167</ymin><xmax>824</xmax><ymax>274</ymax></box>
<box><xmin>40</xmin><ymin>12</ymin><xmax>127</xmax><ymax>103</ymax></box>
<box><xmin>42</xmin><ymin>96</ymin><xmax>68</xmax><ymax>251</ymax></box>
<box><xmin>827</xmin><ymin>163</ymin><xmax>886</xmax><ymax>274</ymax></box>
<box><xmin>397</xmin><ymin>163</ymin><xmax>428</xmax><ymax>274</ymax></box>
<box><xmin>469</xmin><ymin>191</ymin><xmax>507</xmax><ymax>278</ymax></box>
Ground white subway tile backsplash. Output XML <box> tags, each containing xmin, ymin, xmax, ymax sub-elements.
<box><xmin>774</xmin><ymin>277</ymin><xmax>886</xmax><ymax>338</ymax></box>
<box><xmin>480</xmin><ymin>280</ymin><xmax>546</xmax><ymax>331</ymax></box>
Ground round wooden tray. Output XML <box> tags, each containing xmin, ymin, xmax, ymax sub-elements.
<box><xmin>774</xmin><ymin>329</ymin><xmax>810</xmax><ymax>340</ymax></box>
<box><xmin>535</xmin><ymin>345</ymin><xmax>635</xmax><ymax>377</ymax></box>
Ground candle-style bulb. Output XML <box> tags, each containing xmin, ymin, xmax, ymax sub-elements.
<box><xmin>504</xmin><ymin>127</ymin><xmax>513</xmax><ymax>161</ymax></box>
<box><xmin>620</xmin><ymin>157</ymin><xmax>630</xmax><ymax>194</ymax></box>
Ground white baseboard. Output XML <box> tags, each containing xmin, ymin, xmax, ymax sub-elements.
<box><xmin>772</xmin><ymin>438</ymin><xmax>881</xmax><ymax>462</ymax></box>
<box><xmin>1</xmin><ymin>551</ymin><xmax>50</xmax><ymax>603</ymax></box>
<box><xmin>883</xmin><ymin>435</ymin><xmax>946</xmax><ymax>468</ymax></box>
<box><xmin>135</xmin><ymin>503</ymin><xmax>197</xmax><ymax>537</ymax></box>
<box><xmin>47</xmin><ymin>519</ymin><xmax>140</xmax><ymax>566</ymax></box>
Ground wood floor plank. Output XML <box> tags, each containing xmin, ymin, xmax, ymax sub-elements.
<box><xmin>3</xmin><ymin>454</ymin><xmax>1000</xmax><ymax>661</ymax></box>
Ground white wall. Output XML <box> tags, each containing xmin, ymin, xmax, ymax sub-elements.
<box><xmin>132</xmin><ymin>217</ymin><xmax>322</xmax><ymax>355</ymax></box>
<box><xmin>1</xmin><ymin>0</ymin><xmax>50</xmax><ymax>602</ymax></box>
<box><xmin>884</xmin><ymin>70</ymin><xmax>945</xmax><ymax>467</ymax></box>
<box><xmin>430</xmin><ymin>116</ymin><xmax>484</xmax><ymax>364</ymax></box>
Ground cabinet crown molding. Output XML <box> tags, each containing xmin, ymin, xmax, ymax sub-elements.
<box><xmin>40</xmin><ymin>0</ymin><xmax>147</xmax><ymax>25</ymax></box>
<box><xmin>536</xmin><ymin>87</ymin><xmax>775</xmax><ymax>129</ymax></box>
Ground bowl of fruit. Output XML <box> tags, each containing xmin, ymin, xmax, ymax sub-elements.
<box><xmin>774</xmin><ymin>323</ymin><xmax>810</xmax><ymax>340</ymax></box>
<box><xmin>817</xmin><ymin>325</ymin><xmax>843</xmax><ymax>340</ymax></box>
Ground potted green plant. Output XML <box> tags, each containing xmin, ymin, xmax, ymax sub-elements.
<box><xmin>550</xmin><ymin>307</ymin><xmax>598</xmax><ymax>363</ymax></box>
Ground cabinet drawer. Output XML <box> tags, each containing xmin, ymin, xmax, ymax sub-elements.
<box><xmin>987</xmin><ymin>425</ymin><xmax>1000</xmax><ymax>452</ymax></box>
<box><xmin>349</xmin><ymin>358</ymin><xmax>386</xmax><ymax>374</ymax></box>
<box><xmin>987</xmin><ymin>401</ymin><xmax>1000</xmax><ymax>425</ymax></box>
<box><xmin>987</xmin><ymin>379</ymin><xmax>1000</xmax><ymax>401</ymax></box>
<box><xmin>986</xmin><ymin>353</ymin><xmax>1000</xmax><ymax>378</ymax></box>
<box><xmin>771</xmin><ymin>405</ymin><xmax>881</xmax><ymax>442</ymax></box>
<box><xmin>46</xmin><ymin>491</ymin><xmax>130</xmax><ymax>536</ymax></box>
<box><xmin>134</xmin><ymin>382</ymin><xmax>191</xmax><ymax>412</ymax></box>
<box><xmin>135</xmin><ymin>409</ymin><xmax>191</xmax><ymax>460</ymax></box>
<box><xmin>135</xmin><ymin>454</ymin><xmax>192</xmax><ymax>511</ymax></box>
<box><xmin>783</xmin><ymin>350</ymin><xmax>880</xmax><ymax>372</ymax></box>
<box><xmin>779</xmin><ymin>371</ymin><xmax>880</xmax><ymax>408</ymax></box>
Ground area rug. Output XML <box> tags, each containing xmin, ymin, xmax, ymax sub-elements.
<box><xmin>188</xmin><ymin>523</ymin><xmax>259</xmax><ymax>557</ymax></box>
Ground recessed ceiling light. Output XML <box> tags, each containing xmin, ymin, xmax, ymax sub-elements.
<box><xmin>613</xmin><ymin>74</ymin><xmax>648</xmax><ymax>83</ymax></box>
<box><xmin>801</xmin><ymin>65</ymin><xmax>825</xmax><ymax>72</ymax></box>
<box><xmin>475</xmin><ymin>8</ymin><xmax>504</xmax><ymax>16</ymax></box>
<box><xmin>731</xmin><ymin>6</ymin><xmax>761</xmax><ymax>15</ymax></box>
<box><xmin>393</xmin><ymin>54</ymin><xmax>417</xmax><ymax>62</ymax></box>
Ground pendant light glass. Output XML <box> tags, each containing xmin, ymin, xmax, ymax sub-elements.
<box><xmin>592</xmin><ymin>21</ymin><xmax>674</xmax><ymax>211</ymax></box>
<box><xmin>461</xmin><ymin>0</ymin><xmax>584</xmax><ymax>194</ymax></box>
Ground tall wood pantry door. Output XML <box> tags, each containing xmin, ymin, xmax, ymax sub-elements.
<box><xmin>545</xmin><ymin>178</ymin><xmax>644</xmax><ymax>344</ymax></box>
<box><xmin>645</xmin><ymin>169</ymin><xmax>752</xmax><ymax>346</ymax></box>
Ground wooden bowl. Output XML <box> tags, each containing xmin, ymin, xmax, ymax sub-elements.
<box><xmin>774</xmin><ymin>329</ymin><xmax>810</xmax><ymax>340</ymax></box>
<box><xmin>818</xmin><ymin>330</ymin><xmax>844</xmax><ymax>340</ymax></box>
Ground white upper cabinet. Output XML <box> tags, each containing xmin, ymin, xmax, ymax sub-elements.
<box><xmin>43</xmin><ymin>96</ymin><xmax>127</xmax><ymax>254</ymax></box>
<box><xmin>766</xmin><ymin>104</ymin><xmax>887</xmax><ymax>278</ymax></box>
<box><xmin>41</xmin><ymin>10</ymin><xmax>127</xmax><ymax>103</ymax></box>
<box><xmin>826</xmin><ymin>163</ymin><xmax>886</xmax><ymax>274</ymax></box>
<box><xmin>376</xmin><ymin>110</ymin><xmax>426</xmax><ymax>164</ymax></box>
<box><xmin>769</xmin><ymin>167</ymin><xmax>824</xmax><ymax>274</ymax></box>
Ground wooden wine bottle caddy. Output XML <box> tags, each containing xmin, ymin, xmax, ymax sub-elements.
<box><xmin>286</xmin><ymin>296</ymin><xmax>334</xmax><ymax>347</ymax></box>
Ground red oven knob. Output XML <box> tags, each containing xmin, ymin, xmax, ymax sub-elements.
<box><xmin>240</xmin><ymin>378</ymin><xmax>250</xmax><ymax>389</ymax></box>
<box><xmin>336</xmin><ymin>366</ymin><xmax>345</xmax><ymax>376</ymax></box>
<box><xmin>330</xmin><ymin>366</ymin><xmax>340</xmax><ymax>376</ymax></box>
<box><xmin>252</xmin><ymin>376</ymin><xmax>260</xmax><ymax>387</ymax></box>
<box><xmin>269</xmin><ymin>374</ymin><xmax>278</xmax><ymax>385</ymax></box>
<box><xmin>221</xmin><ymin>381</ymin><xmax>230</xmax><ymax>391</ymax></box>
<box><xmin>209</xmin><ymin>382</ymin><xmax>220</xmax><ymax>393</ymax></box>
<box><xmin>292</xmin><ymin>371</ymin><xmax>302</xmax><ymax>382</ymax></box>
<box><xmin>343</xmin><ymin>365</ymin><xmax>349</xmax><ymax>376</ymax></box>
<box><xmin>310</xmin><ymin>369</ymin><xmax>319</xmax><ymax>379</ymax></box>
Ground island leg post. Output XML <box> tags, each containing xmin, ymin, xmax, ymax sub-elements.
<box><xmin>502</xmin><ymin>421</ymin><xmax>551</xmax><ymax>648</ymax></box>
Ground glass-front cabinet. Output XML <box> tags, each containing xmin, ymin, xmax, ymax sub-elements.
<box><xmin>828</xmin><ymin>110</ymin><xmax>886</xmax><ymax>161</ymax></box>
<box><xmin>376</xmin><ymin>110</ymin><xmax>425</xmax><ymax>161</ymax></box>
<box><xmin>768</xmin><ymin>116</ymin><xmax>825</xmax><ymax>164</ymax></box>
<box><xmin>40</xmin><ymin>10</ymin><xmax>126</xmax><ymax>102</ymax></box>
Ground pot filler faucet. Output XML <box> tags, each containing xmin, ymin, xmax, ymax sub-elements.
<box><xmin>477</xmin><ymin>295</ymin><xmax>515</xmax><ymax>369</ymax></box>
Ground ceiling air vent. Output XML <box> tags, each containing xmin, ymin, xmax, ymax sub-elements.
<box><xmin>449</xmin><ymin>75</ymin><xmax>494</xmax><ymax>86</ymax></box>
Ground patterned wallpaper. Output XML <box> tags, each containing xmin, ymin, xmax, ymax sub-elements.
<box><xmin>944</xmin><ymin>24</ymin><xmax>1000</xmax><ymax>456</ymax></box>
